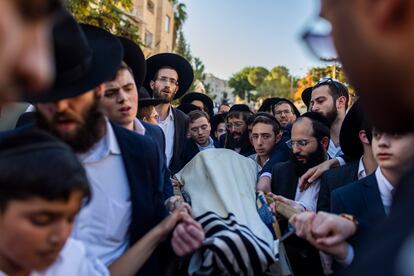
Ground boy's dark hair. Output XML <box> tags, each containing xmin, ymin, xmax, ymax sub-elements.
<box><xmin>296</xmin><ymin>112</ymin><xmax>331</xmax><ymax>142</ymax></box>
<box><xmin>313</xmin><ymin>79</ymin><xmax>350</xmax><ymax>109</ymax></box>
<box><xmin>252</xmin><ymin>114</ymin><xmax>281</xmax><ymax>136</ymax></box>
<box><xmin>111</xmin><ymin>61</ymin><xmax>134</xmax><ymax>81</ymax></box>
<box><xmin>0</xmin><ymin>130</ymin><xmax>91</xmax><ymax>211</ymax></box>
<box><xmin>188</xmin><ymin>110</ymin><xmax>210</xmax><ymax>123</ymax></box>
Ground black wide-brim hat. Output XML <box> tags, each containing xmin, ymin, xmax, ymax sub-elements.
<box><xmin>301</xmin><ymin>87</ymin><xmax>313</xmax><ymax>110</ymax></box>
<box><xmin>340</xmin><ymin>100</ymin><xmax>365</xmax><ymax>160</ymax></box>
<box><xmin>181</xmin><ymin>92</ymin><xmax>214</xmax><ymax>115</ymax></box>
<box><xmin>211</xmin><ymin>112</ymin><xmax>227</xmax><ymax>131</ymax></box>
<box><xmin>143</xmin><ymin>53</ymin><xmax>194</xmax><ymax>100</ymax></box>
<box><xmin>138</xmin><ymin>87</ymin><xmax>163</xmax><ymax>108</ymax></box>
<box><xmin>258</xmin><ymin>97</ymin><xmax>281</xmax><ymax>112</ymax></box>
<box><xmin>271</xmin><ymin>98</ymin><xmax>301</xmax><ymax>118</ymax></box>
<box><xmin>118</xmin><ymin>36</ymin><xmax>146</xmax><ymax>88</ymax></box>
<box><xmin>176</xmin><ymin>103</ymin><xmax>200</xmax><ymax>115</ymax></box>
<box><xmin>24</xmin><ymin>12</ymin><xmax>123</xmax><ymax>103</ymax></box>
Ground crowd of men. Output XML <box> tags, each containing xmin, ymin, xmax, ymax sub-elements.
<box><xmin>1</xmin><ymin>0</ymin><xmax>414</xmax><ymax>275</ymax></box>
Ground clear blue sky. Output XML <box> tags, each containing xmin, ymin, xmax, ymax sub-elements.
<box><xmin>180</xmin><ymin>0</ymin><xmax>326</xmax><ymax>80</ymax></box>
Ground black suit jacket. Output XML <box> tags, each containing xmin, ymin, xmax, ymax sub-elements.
<box><xmin>331</xmin><ymin>173</ymin><xmax>386</xmax><ymax>252</ymax></box>
<box><xmin>271</xmin><ymin>161</ymin><xmax>324</xmax><ymax>276</ymax></box>
<box><xmin>169</xmin><ymin>108</ymin><xmax>189</xmax><ymax>175</ymax></box>
<box><xmin>317</xmin><ymin>161</ymin><xmax>359</xmax><ymax>212</ymax></box>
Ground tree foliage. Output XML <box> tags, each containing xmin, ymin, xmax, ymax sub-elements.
<box><xmin>66</xmin><ymin>0</ymin><xmax>141</xmax><ymax>44</ymax></box>
<box><xmin>170</xmin><ymin>0</ymin><xmax>188</xmax><ymax>50</ymax></box>
<box><xmin>228</xmin><ymin>67</ymin><xmax>255</xmax><ymax>100</ymax></box>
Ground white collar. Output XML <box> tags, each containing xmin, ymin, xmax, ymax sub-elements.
<box><xmin>133</xmin><ymin>118</ymin><xmax>146</xmax><ymax>135</ymax></box>
<box><xmin>357</xmin><ymin>157</ymin><xmax>367</xmax><ymax>180</ymax></box>
<box><xmin>159</xmin><ymin>106</ymin><xmax>174</xmax><ymax>123</ymax></box>
<box><xmin>78</xmin><ymin>118</ymin><xmax>121</xmax><ymax>163</ymax></box>
<box><xmin>375</xmin><ymin>167</ymin><xmax>395</xmax><ymax>208</ymax></box>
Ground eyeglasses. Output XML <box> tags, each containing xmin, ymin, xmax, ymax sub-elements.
<box><xmin>286</xmin><ymin>139</ymin><xmax>315</xmax><ymax>149</ymax></box>
<box><xmin>156</xmin><ymin>77</ymin><xmax>178</xmax><ymax>86</ymax></box>
<box><xmin>274</xmin><ymin>110</ymin><xmax>293</xmax><ymax>116</ymax></box>
<box><xmin>226</xmin><ymin>122</ymin><xmax>245</xmax><ymax>130</ymax></box>
<box><xmin>302</xmin><ymin>17</ymin><xmax>338</xmax><ymax>62</ymax></box>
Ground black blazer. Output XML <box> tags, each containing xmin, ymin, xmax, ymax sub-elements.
<box><xmin>317</xmin><ymin>161</ymin><xmax>359</xmax><ymax>212</ymax></box>
<box><xmin>169</xmin><ymin>108</ymin><xmax>189</xmax><ymax>175</ymax></box>
<box><xmin>331</xmin><ymin>173</ymin><xmax>386</xmax><ymax>249</ymax></box>
<box><xmin>271</xmin><ymin>161</ymin><xmax>324</xmax><ymax>276</ymax></box>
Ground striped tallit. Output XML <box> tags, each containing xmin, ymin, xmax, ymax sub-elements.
<box><xmin>188</xmin><ymin>211</ymin><xmax>277</xmax><ymax>276</ymax></box>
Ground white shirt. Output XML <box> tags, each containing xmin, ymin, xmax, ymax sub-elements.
<box><xmin>0</xmin><ymin>238</ymin><xmax>109</xmax><ymax>276</ymax></box>
<box><xmin>375</xmin><ymin>167</ymin><xmax>395</xmax><ymax>215</ymax></box>
<box><xmin>357</xmin><ymin>157</ymin><xmax>368</xmax><ymax>180</ymax></box>
<box><xmin>133</xmin><ymin>118</ymin><xmax>146</xmax><ymax>135</ymax></box>
<box><xmin>196</xmin><ymin>137</ymin><xmax>216</xmax><ymax>151</ymax></box>
<box><xmin>73</xmin><ymin>120</ymin><xmax>131</xmax><ymax>266</ymax></box>
<box><xmin>294</xmin><ymin>179</ymin><xmax>321</xmax><ymax>211</ymax></box>
<box><xmin>328</xmin><ymin>140</ymin><xmax>344</xmax><ymax>159</ymax></box>
<box><xmin>158</xmin><ymin>106</ymin><xmax>175</xmax><ymax>166</ymax></box>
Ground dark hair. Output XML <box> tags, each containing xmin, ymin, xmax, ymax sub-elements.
<box><xmin>153</xmin><ymin>66</ymin><xmax>177</xmax><ymax>81</ymax></box>
<box><xmin>252</xmin><ymin>115</ymin><xmax>281</xmax><ymax>136</ymax></box>
<box><xmin>0</xmin><ymin>131</ymin><xmax>91</xmax><ymax>211</ymax></box>
<box><xmin>111</xmin><ymin>61</ymin><xmax>133</xmax><ymax>81</ymax></box>
<box><xmin>361</xmin><ymin>117</ymin><xmax>373</xmax><ymax>143</ymax></box>
<box><xmin>188</xmin><ymin>110</ymin><xmax>210</xmax><ymax>123</ymax></box>
<box><xmin>273</xmin><ymin>100</ymin><xmax>295</xmax><ymax>115</ymax></box>
<box><xmin>313</xmin><ymin>79</ymin><xmax>350</xmax><ymax>109</ymax></box>
<box><xmin>296</xmin><ymin>112</ymin><xmax>331</xmax><ymax>142</ymax></box>
<box><xmin>226</xmin><ymin>110</ymin><xmax>252</xmax><ymax>124</ymax></box>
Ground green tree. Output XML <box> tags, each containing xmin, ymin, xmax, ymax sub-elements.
<box><xmin>228</xmin><ymin>67</ymin><xmax>256</xmax><ymax>100</ymax></box>
<box><xmin>247</xmin><ymin>67</ymin><xmax>269</xmax><ymax>87</ymax></box>
<box><xmin>255</xmin><ymin>66</ymin><xmax>294</xmax><ymax>99</ymax></box>
<box><xmin>175</xmin><ymin>30</ymin><xmax>193</xmax><ymax>64</ymax></box>
<box><xmin>66</xmin><ymin>0</ymin><xmax>141</xmax><ymax>44</ymax></box>
<box><xmin>170</xmin><ymin>0</ymin><xmax>188</xmax><ymax>50</ymax></box>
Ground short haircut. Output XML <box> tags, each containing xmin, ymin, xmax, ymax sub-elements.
<box><xmin>252</xmin><ymin>115</ymin><xmax>281</xmax><ymax>136</ymax></box>
<box><xmin>153</xmin><ymin>66</ymin><xmax>177</xmax><ymax>81</ymax></box>
<box><xmin>295</xmin><ymin>112</ymin><xmax>331</xmax><ymax>142</ymax></box>
<box><xmin>188</xmin><ymin>110</ymin><xmax>210</xmax><ymax>123</ymax></box>
<box><xmin>313</xmin><ymin>79</ymin><xmax>350</xmax><ymax>109</ymax></box>
<box><xmin>110</xmin><ymin>61</ymin><xmax>133</xmax><ymax>81</ymax></box>
<box><xmin>0</xmin><ymin>131</ymin><xmax>91</xmax><ymax>211</ymax></box>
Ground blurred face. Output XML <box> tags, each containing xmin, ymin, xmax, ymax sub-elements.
<box><xmin>143</xmin><ymin>106</ymin><xmax>159</xmax><ymax>125</ymax></box>
<box><xmin>251</xmin><ymin>123</ymin><xmax>276</xmax><ymax>158</ymax></box>
<box><xmin>0</xmin><ymin>0</ymin><xmax>59</xmax><ymax>102</ymax></box>
<box><xmin>101</xmin><ymin>69</ymin><xmax>138</xmax><ymax>130</ymax></box>
<box><xmin>150</xmin><ymin>68</ymin><xmax>179</xmax><ymax>103</ymax></box>
<box><xmin>226</xmin><ymin>116</ymin><xmax>246</xmax><ymax>142</ymax></box>
<box><xmin>219</xmin><ymin>105</ymin><xmax>230</xmax><ymax>114</ymax></box>
<box><xmin>189</xmin><ymin>117</ymin><xmax>211</xmax><ymax>146</ymax></box>
<box><xmin>274</xmin><ymin>103</ymin><xmax>296</xmax><ymax>127</ymax></box>
<box><xmin>371</xmin><ymin>130</ymin><xmax>414</xmax><ymax>173</ymax></box>
<box><xmin>311</xmin><ymin>86</ymin><xmax>337</xmax><ymax>124</ymax></box>
<box><xmin>191</xmin><ymin>100</ymin><xmax>205</xmax><ymax>111</ymax></box>
<box><xmin>0</xmin><ymin>191</ymin><xmax>83</xmax><ymax>274</ymax></box>
<box><xmin>36</xmin><ymin>86</ymin><xmax>106</xmax><ymax>153</ymax></box>
<box><xmin>215</xmin><ymin>122</ymin><xmax>226</xmax><ymax>139</ymax></box>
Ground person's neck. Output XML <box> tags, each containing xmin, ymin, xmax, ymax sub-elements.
<box><xmin>155</xmin><ymin>103</ymin><xmax>171</xmax><ymax>121</ymax></box>
<box><xmin>330</xmin><ymin>113</ymin><xmax>345</xmax><ymax>146</ymax></box>
<box><xmin>0</xmin><ymin>255</ymin><xmax>30</xmax><ymax>276</ymax></box>
<box><xmin>258</xmin><ymin>154</ymin><xmax>269</xmax><ymax>167</ymax></box>
<box><xmin>380</xmin><ymin>167</ymin><xmax>400</xmax><ymax>187</ymax></box>
<box><xmin>361</xmin><ymin>148</ymin><xmax>377</xmax><ymax>175</ymax></box>
<box><xmin>198</xmin><ymin>138</ymin><xmax>210</xmax><ymax>147</ymax></box>
<box><xmin>124</xmin><ymin>120</ymin><xmax>134</xmax><ymax>131</ymax></box>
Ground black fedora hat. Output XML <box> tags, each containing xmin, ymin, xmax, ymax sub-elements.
<box><xmin>271</xmin><ymin>98</ymin><xmax>301</xmax><ymax>118</ymax></box>
<box><xmin>229</xmin><ymin>104</ymin><xmax>251</xmax><ymax>113</ymax></box>
<box><xmin>258</xmin><ymin>97</ymin><xmax>281</xmax><ymax>112</ymax></box>
<box><xmin>339</xmin><ymin>100</ymin><xmax>366</xmax><ymax>160</ymax></box>
<box><xmin>301</xmin><ymin>87</ymin><xmax>313</xmax><ymax>110</ymax></box>
<box><xmin>181</xmin><ymin>92</ymin><xmax>214</xmax><ymax>116</ymax></box>
<box><xmin>176</xmin><ymin>103</ymin><xmax>200</xmax><ymax>115</ymax></box>
<box><xmin>118</xmin><ymin>36</ymin><xmax>146</xmax><ymax>88</ymax></box>
<box><xmin>143</xmin><ymin>53</ymin><xmax>194</xmax><ymax>100</ymax></box>
<box><xmin>138</xmin><ymin>87</ymin><xmax>163</xmax><ymax>108</ymax></box>
<box><xmin>24</xmin><ymin>12</ymin><xmax>123</xmax><ymax>103</ymax></box>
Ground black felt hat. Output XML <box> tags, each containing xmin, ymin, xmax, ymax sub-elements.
<box><xmin>24</xmin><ymin>12</ymin><xmax>123</xmax><ymax>103</ymax></box>
<box><xmin>118</xmin><ymin>36</ymin><xmax>146</xmax><ymax>88</ymax></box>
<box><xmin>143</xmin><ymin>53</ymin><xmax>194</xmax><ymax>99</ymax></box>
<box><xmin>258</xmin><ymin>97</ymin><xmax>281</xmax><ymax>112</ymax></box>
<box><xmin>211</xmin><ymin>112</ymin><xmax>227</xmax><ymax>131</ymax></box>
<box><xmin>301</xmin><ymin>87</ymin><xmax>313</xmax><ymax>110</ymax></box>
<box><xmin>181</xmin><ymin>92</ymin><xmax>214</xmax><ymax>117</ymax></box>
<box><xmin>229</xmin><ymin>104</ymin><xmax>251</xmax><ymax>113</ymax></box>
<box><xmin>138</xmin><ymin>87</ymin><xmax>163</xmax><ymax>108</ymax></box>
<box><xmin>176</xmin><ymin>103</ymin><xmax>201</xmax><ymax>115</ymax></box>
<box><xmin>339</xmin><ymin>100</ymin><xmax>366</xmax><ymax>160</ymax></box>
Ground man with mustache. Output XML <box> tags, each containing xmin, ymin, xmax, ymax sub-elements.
<box><xmin>143</xmin><ymin>53</ymin><xmax>193</xmax><ymax>175</ymax></box>
<box><xmin>267</xmin><ymin>112</ymin><xmax>330</xmax><ymax>276</ymax></box>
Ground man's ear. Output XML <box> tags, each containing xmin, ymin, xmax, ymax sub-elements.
<box><xmin>359</xmin><ymin>130</ymin><xmax>370</xmax><ymax>145</ymax></box>
<box><xmin>150</xmin><ymin>80</ymin><xmax>155</xmax><ymax>90</ymax></box>
<box><xmin>321</xmin><ymin>136</ymin><xmax>330</xmax><ymax>150</ymax></box>
<box><xmin>94</xmin><ymin>83</ymin><xmax>106</xmax><ymax>99</ymax></box>
<box><xmin>336</xmin><ymin>95</ymin><xmax>347</xmax><ymax>110</ymax></box>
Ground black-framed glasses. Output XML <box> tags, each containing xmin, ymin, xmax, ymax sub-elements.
<box><xmin>156</xmin><ymin>77</ymin><xmax>178</xmax><ymax>86</ymax></box>
<box><xmin>302</xmin><ymin>17</ymin><xmax>338</xmax><ymax>62</ymax></box>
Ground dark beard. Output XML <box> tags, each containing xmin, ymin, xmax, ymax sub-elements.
<box><xmin>226</xmin><ymin>130</ymin><xmax>251</xmax><ymax>151</ymax></box>
<box><xmin>36</xmin><ymin>99</ymin><xmax>106</xmax><ymax>153</ymax></box>
<box><xmin>153</xmin><ymin>88</ymin><xmax>173</xmax><ymax>103</ymax></box>
<box><xmin>324</xmin><ymin>106</ymin><xmax>338</xmax><ymax>125</ymax></box>
<box><xmin>292</xmin><ymin>142</ymin><xmax>327</xmax><ymax>177</ymax></box>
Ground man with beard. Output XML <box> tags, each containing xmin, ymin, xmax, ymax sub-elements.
<box><xmin>143</xmin><ymin>53</ymin><xmax>193</xmax><ymax>175</ymax></box>
<box><xmin>26</xmin><ymin>17</ymin><xmax>203</xmax><ymax>275</ymax></box>
<box><xmin>267</xmin><ymin>112</ymin><xmax>330</xmax><ymax>275</ymax></box>
<box><xmin>223</xmin><ymin>109</ymin><xmax>255</xmax><ymax>157</ymax></box>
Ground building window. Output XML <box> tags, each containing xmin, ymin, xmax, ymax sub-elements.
<box><xmin>147</xmin><ymin>0</ymin><xmax>155</xmax><ymax>14</ymax></box>
<box><xmin>165</xmin><ymin>15</ymin><xmax>170</xmax><ymax>33</ymax></box>
<box><xmin>145</xmin><ymin>30</ymin><xmax>153</xmax><ymax>47</ymax></box>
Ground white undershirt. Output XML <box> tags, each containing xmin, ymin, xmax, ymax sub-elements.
<box><xmin>158</xmin><ymin>107</ymin><xmax>175</xmax><ymax>166</ymax></box>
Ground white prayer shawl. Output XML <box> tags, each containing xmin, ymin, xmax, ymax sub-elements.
<box><xmin>175</xmin><ymin>149</ymin><xmax>277</xmax><ymax>275</ymax></box>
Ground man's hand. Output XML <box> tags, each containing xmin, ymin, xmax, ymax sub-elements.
<box><xmin>171</xmin><ymin>213</ymin><xmax>205</xmax><ymax>256</ymax></box>
<box><xmin>299</xmin><ymin>159</ymin><xmax>339</xmax><ymax>191</ymax></box>
<box><xmin>267</xmin><ymin>193</ymin><xmax>305</xmax><ymax>214</ymax></box>
<box><xmin>289</xmin><ymin>211</ymin><xmax>357</xmax><ymax>259</ymax></box>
